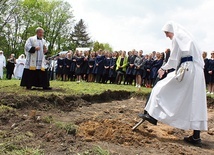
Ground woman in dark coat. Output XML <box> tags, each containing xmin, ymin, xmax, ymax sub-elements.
<box><xmin>81</xmin><ymin>51</ymin><xmax>89</xmax><ymax>81</ymax></box>
<box><xmin>207</xmin><ymin>52</ymin><xmax>214</xmax><ymax>94</ymax></box>
<box><xmin>75</xmin><ymin>51</ymin><xmax>84</xmax><ymax>83</ymax></box>
<box><xmin>56</xmin><ymin>54</ymin><xmax>65</xmax><ymax>81</ymax></box>
<box><xmin>6</xmin><ymin>54</ymin><xmax>16</xmax><ymax>79</ymax></box>
<box><xmin>150</xmin><ymin>52</ymin><xmax>163</xmax><ymax>85</ymax></box>
<box><xmin>144</xmin><ymin>54</ymin><xmax>154</xmax><ymax>88</ymax></box>
<box><xmin>102</xmin><ymin>52</ymin><xmax>111</xmax><ymax>83</ymax></box>
<box><xmin>63</xmin><ymin>53</ymin><xmax>72</xmax><ymax>81</ymax></box>
<box><xmin>202</xmin><ymin>51</ymin><xmax>209</xmax><ymax>85</ymax></box>
<box><xmin>109</xmin><ymin>52</ymin><xmax>118</xmax><ymax>84</ymax></box>
<box><xmin>125</xmin><ymin>50</ymin><xmax>137</xmax><ymax>85</ymax></box>
<box><xmin>70</xmin><ymin>52</ymin><xmax>77</xmax><ymax>81</ymax></box>
<box><xmin>93</xmin><ymin>50</ymin><xmax>104</xmax><ymax>83</ymax></box>
<box><xmin>87</xmin><ymin>52</ymin><xmax>96</xmax><ymax>82</ymax></box>
<box><xmin>134</xmin><ymin>50</ymin><xmax>146</xmax><ymax>88</ymax></box>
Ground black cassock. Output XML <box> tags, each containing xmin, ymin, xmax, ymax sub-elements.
<box><xmin>20</xmin><ymin>46</ymin><xmax>50</xmax><ymax>89</ymax></box>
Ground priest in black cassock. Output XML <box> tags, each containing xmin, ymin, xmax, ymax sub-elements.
<box><xmin>20</xmin><ymin>27</ymin><xmax>51</xmax><ymax>90</ymax></box>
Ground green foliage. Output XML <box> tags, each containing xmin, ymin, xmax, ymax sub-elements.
<box><xmin>0</xmin><ymin>0</ymin><xmax>74</xmax><ymax>57</ymax></box>
<box><xmin>93</xmin><ymin>41</ymin><xmax>102</xmax><ymax>51</ymax></box>
<box><xmin>99</xmin><ymin>43</ymin><xmax>105</xmax><ymax>51</ymax></box>
<box><xmin>71</xmin><ymin>19</ymin><xmax>92</xmax><ymax>48</ymax></box>
<box><xmin>93</xmin><ymin>41</ymin><xmax>113</xmax><ymax>52</ymax></box>
<box><xmin>103</xmin><ymin>43</ymin><xmax>113</xmax><ymax>52</ymax></box>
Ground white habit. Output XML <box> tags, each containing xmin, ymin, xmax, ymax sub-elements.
<box><xmin>14</xmin><ymin>54</ymin><xmax>26</xmax><ymax>79</ymax></box>
<box><xmin>145</xmin><ymin>21</ymin><xmax>207</xmax><ymax>131</ymax></box>
<box><xmin>0</xmin><ymin>51</ymin><xmax>6</xmax><ymax>79</ymax></box>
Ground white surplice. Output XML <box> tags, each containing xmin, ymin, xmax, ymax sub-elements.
<box><xmin>145</xmin><ymin>21</ymin><xmax>207</xmax><ymax>131</ymax></box>
<box><xmin>24</xmin><ymin>35</ymin><xmax>46</xmax><ymax>70</ymax></box>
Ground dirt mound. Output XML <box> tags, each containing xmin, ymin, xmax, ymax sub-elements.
<box><xmin>77</xmin><ymin>119</ymin><xmax>214</xmax><ymax>155</ymax></box>
<box><xmin>78</xmin><ymin>119</ymin><xmax>159</xmax><ymax>146</ymax></box>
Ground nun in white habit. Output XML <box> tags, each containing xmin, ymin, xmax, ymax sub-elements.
<box><xmin>0</xmin><ymin>50</ymin><xmax>6</xmax><ymax>79</ymax></box>
<box><xmin>14</xmin><ymin>54</ymin><xmax>26</xmax><ymax>79</ymax></box>
<box><xmin>139</xmin><ymin>21</ymin><xmax>207</xmax><ymax>146</ymax></box>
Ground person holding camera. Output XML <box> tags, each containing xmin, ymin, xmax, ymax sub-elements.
<box><xmin>6</xmin><ymin>53</ymin><xmax>16</xmax><ymax>79</ymax></box>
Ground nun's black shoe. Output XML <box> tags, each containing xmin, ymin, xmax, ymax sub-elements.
<box><xmin>138</xmin><ymin>113</ymin><xmax>157</xmax><ymax>125</ymax></box>
<box><xmin>43</xmin><ymin>87</ymin><xmax>52</xmax><ymax>90</ymax></box>
<box><xmin>184</xmin><ymin>136</ymin><xmax>202</xmax><ymax>147</ymax></box>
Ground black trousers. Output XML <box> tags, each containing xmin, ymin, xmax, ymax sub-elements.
<box><xmin>6</xmin><ymin>72</ymin><xmax>13</xmax><ymax>79</ymax></box>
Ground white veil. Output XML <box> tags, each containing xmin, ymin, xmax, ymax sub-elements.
<box><xmin>18</xmin><ymin>54</ymin><xmax>25</xmax><ymax>60</ymax></box>
<box><xmin>0</xmin><ymin>51</ymin><xmax>5</xmax><ymax>60</ymax></box>
<box><xmin>162</xmin><ymin>21</ymin><xmax>204</xmax><ymax>68</ymax></box>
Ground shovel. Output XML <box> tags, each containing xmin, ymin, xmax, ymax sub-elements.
<box><xmin>132</xmin><ymin>118</ymin><xmax>145</xmax><ymax>131</ymax></box>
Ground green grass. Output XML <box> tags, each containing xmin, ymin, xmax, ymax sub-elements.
<box><xmin>0</xmin><ymin>143</ymin><xmax>43</xmax><ymax>155</ymax></box>
<box><xmin>55</xmin><ymin>121</ymin><xmax>77</xmax><ymax>135</ymax></box>
<box><xmin>0</xmin><ymin>133</ymin><xmax>44</xmax><ymax>155</ymax></box>
<box><xmin>0</xmin><ymin>79</ymin><xmax>151</xmax><ymax>96</ymax></box>
<box><xmin>42</xmin><ymin>115</ymin><xmax>54</xmax><ymax>124</ymax></box>
<box><xmin>79</xmin><ymin>146</ymin><xmax>110</xmax><ymax>155</ymax></box>
<box><xmin>0</xmin><ymin>105</ymin><xmax>15</xmax><ymax>113</ymax></box>
<box><xmin>93</xmin><ymin>146</ymin><xmax>110</xmax><ymax>155</ymax></box>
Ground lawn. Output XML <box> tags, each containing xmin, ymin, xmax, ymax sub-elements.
<box><xmin>0</xmin><ymin>80</ymin><xmax>151</xmax><ymax>96</ymax></box>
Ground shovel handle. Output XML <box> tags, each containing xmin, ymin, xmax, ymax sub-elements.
<box><xmin>132</xmin><ymin>119</ymin><xmax>145</xmax><ymax>131</ymax></box>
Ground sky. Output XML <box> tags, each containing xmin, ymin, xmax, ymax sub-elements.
<box><xmin>67</xmin><ymin>0</ymin><xmax>214</xmax><ymax>55</ymax></box>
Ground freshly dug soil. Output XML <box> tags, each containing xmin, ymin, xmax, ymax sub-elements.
<box><xmin>0</xmin><ymin>91</ymin><xmax>213</xmax><ymax>154</ymax></box>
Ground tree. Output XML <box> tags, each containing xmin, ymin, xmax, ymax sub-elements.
<box><xmin>0</xmin><ymin>0</ymin><xmax>74</xmax><ymax>57</ymax></box>
<box><xmin>20</xmin><ymin>0</ymin><xmax>74</xmax><ymax>54</ymax></box>
<box><xmin>93</xmin><ymin>41</ymin><xmax>113</xmax><ymax>52</ymax></box>
<box><xmin>93</xmin><ymin>41</ymin><xmax>101</xmax><ymax>51</ymax></box>
<box><xmin>0</xmin><ymin>0</ymin><xmax>20</xmax><ymax>57</ymax></box>
<box><xmin>103</xmin><ymin>43</ymin><xmax>113</xmax><ymax>52</ymax></box>
<box><xmin>0</xmin><ymin>0</ymin><xmax>19</xmax><ymax>32</ymax></box>
<box><xmin>71</xmin><ymin>19</ymin><xmax>92</xmax><ymax>48</ymax></box>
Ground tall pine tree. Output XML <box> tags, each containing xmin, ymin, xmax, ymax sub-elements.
<box><xmin>71</xmin><ymin>19</ymin><xmax>91</xmax><ymax>48</ymax></box>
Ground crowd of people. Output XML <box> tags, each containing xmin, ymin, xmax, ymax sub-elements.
<box><xmin>47</xmin><ymin>49</ymin><xmax>170</xmax><ymax>88</ymax></box>
<box><xmin>0</xmin><ymin>51</ymin><xmax>26</xmax><ymax>80</ymax></box>
<box><xmin>203</xmin><ymin>51</ymin><xmax>214</xmax><ymax>94</ymax></box>
<box><xmin>0</xmin><ymin>23</ymin><xmax>208</xmax><ymax>146</ymax></box>
<box><xmin>0</xmin><ymin>49</ymin><xmax>214</xmax><ymax>90</ymax></box>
